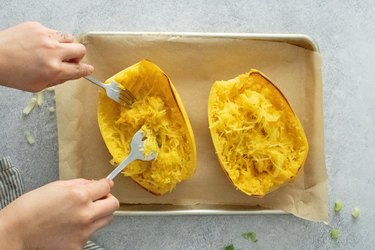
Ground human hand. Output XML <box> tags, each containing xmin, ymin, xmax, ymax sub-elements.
<box><xmin>0</xmin><ymin>178</ymin><xmax>119</xmax><ymax>250</ymax></box>
<box><xmin>0</xmin><ymin>22</ymin><xmax>94</xmax><ymax>92</ymax></box>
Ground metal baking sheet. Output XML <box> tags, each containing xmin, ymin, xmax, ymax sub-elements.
<box><xmin>84</xmin><ymin>32</ymin><xmax>319</xmax><ymax>216</ymax></box>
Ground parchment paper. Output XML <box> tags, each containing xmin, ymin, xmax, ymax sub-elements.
<box><xmin>56</xmin><ymin>33</ymin><xmax>327</xmax><ymax>222</ymax></box>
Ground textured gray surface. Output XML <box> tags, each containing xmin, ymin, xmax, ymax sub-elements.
<box><xmin>0</xmin><ymin>0</ymin><xmax>374</xmax><ymax>249</ymax></box>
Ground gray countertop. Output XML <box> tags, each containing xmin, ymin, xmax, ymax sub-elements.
<box><xmin>0</xmin><ymin>1</ymin><xmax>374</xmax><ymax>249</ymax></box>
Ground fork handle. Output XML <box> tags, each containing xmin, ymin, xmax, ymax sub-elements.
<box><xmin>106</xmin><ymin>154</ymin><xmax>137</xmax><ymax>180</ymax></box>
<box><xmin>84</xmin><ymin>76</ymin><xmax>107</xmax><ymax>89</ymax></box>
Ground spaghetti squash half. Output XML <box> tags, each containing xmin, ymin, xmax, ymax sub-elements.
<box><xmin>98</xmin><ymin>60</ymin><xmax>196</xmax><ymax>195</ymax></box>
<box><xmin>208</xmin><ymin>69</ymin><xmax>308</xmax><ymax>196</ymax></box>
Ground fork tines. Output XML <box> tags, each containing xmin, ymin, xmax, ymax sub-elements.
<box><xmin>120</xmin><ymin>88</ymin><xmax>137</xmax><ymax>106</ymax></box>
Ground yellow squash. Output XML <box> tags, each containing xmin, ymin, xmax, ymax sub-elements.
<box><xmin>208</xmin><ymin>69</ymin><xmax>308</xmax><ymax>196</ymax></box>
<box><xmin>98</xmin><ymin>60</ymin><xmax>196</xmax><ymax>195</ymax></box>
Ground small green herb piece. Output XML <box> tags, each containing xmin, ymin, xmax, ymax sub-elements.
<box><xmin>48</xmin><ymin>106</ymin><xmax>55</xmax><ymax>113</ymax></box>
<box><xmin>224</xmin><ymin>244</ymin><xmax>235</xmax><ymax>250</ymax></box>
<box><xmin>335</xmin><ymin>199</ymin><xmax>343</xmax><ymax>212</ymax></box>
<box><xmin>24</xmin><ymin>131</ymin><xmax>35</xmax><ymax>145</ymax></box>
<box><xmin>23</xmin><ymin>97</ymin><xmax>37</xmax><ymax>115</ymax></box>
<box><xmin>242</xmin><ymin>232</ymin><xmax>257</xmax><ymax>242</ymax></box>
<box><xmin>36</xmin><ymin>91</ymin><xmax>44</xmax><ymax>107</ymax></box>
<box><xmin>330</xmin><ymin>229</ymin><xmax>340</xmax><ymax>240</ymax></box>
<box><xmin>352</xmin><ymin>207</ymin><xmax>360</xmax><ymax>218</ymax></box>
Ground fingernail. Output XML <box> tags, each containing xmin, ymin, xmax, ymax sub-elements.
<box><xmin>104</xmin><ymin>178</ymin><xmax>114</xmax><ymax>188</ymax></box>
<box><xmin>109</xmin><ymin>180</ymin><xmax>114</xmax><ymax>188</ymax></box>
<box><xmin>87</xmin><ymin>64</ymin><xmax>94</xmax><ymax>73</ymax></box>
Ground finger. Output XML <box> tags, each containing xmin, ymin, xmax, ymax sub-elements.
<box><xmin>66</xmin><ymin>178</ymin><xmax>92</xmax><ymax>186</ymax></box>
<box><xmin>108</xmin><ymin>179</ymin><xmax>114</xmax><ymax>188</ymax></box>
<box><xmin>60</xmin><ymin>43</ymin><xmax>86</xmax><ymax>62</ymax></box>
<box><xmin>89</xmin><ymin>215</ymin><xmax>114</xmax><ymax>234</ymax></box>
<box><xmin>50</xmin><ymin>30</ymin><xmax>74</xmax><ymax>43</ymax></box>
<box><xmin>57</xmin><ymin>178</ymin><xmax>92</xmax><ymax>187</ymax></box>
<box><xmin>85</xmin><ymin>178</ymin><xmax>112</xmax><ymax>201</ymax></box>
<box><xmin>91</xmin><ymin>194</ymin><xmax>119</xmax><ymax>220</ymax></box>
<box><xmin>59</xmin><ymin>62</ymin><xmax>94</xmax><ymax>80</ymax></box>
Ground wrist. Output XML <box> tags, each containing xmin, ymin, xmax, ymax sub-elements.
<box><xmin>0</xmin><ymin>30</ymin><xmax>12</xmax><ymax>87</ymax></box>
<box><xmin>0</xmin><ymin>208</ymin><xmax>24</xmax><ymax>249</ymax></box>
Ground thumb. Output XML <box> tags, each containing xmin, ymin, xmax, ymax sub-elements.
<box><xmin>85</xmin><ymin>179</ymin><xmax>112</xmax><ymax>201</ymax></box>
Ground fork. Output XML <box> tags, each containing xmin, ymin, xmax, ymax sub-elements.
<box><xmin>106</xmin><ymin>128</ymin><xmax>157</xmax><ymax>180</ymax></box>
<box><xmin>84</xmin><ymin>76</ymin><xmax>136</xmax><ymax>106</ymax></box>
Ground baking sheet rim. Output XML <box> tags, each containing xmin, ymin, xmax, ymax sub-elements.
<box><xmin>83</xmin><ymin>31</ymin><xmax>319</xmax><ymax>52</ymax></box>
<box><xmin>114</xmin><ymin>209</ymin><xmax>286</xmax><ymax>216</ymax></box>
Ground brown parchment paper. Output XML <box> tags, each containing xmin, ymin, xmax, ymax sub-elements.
<box><xmin>56</xmin><ymin>33</ymin><xmax>327</xmax><ymax>222</ymax></box>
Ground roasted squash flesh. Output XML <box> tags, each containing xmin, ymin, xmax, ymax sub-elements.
<box><xmin>98</xmin><ymin>60</ymin><xmax>196</xmax><ymax>195</ymax></box>
<box><xmin>208</xmin><ymin>70</ymin><xmax>308</xmax><ymax>196</ymax></box>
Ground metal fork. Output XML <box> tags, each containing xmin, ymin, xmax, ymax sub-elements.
<box><xmin>84</xmin><ymin>76</ymin><xmax>136</xmax><ymax>106</ymax></box>
<box><xmin>106</xmin><ymin>128</ymin><xmax>157</xmax><ymax>180</ymax></box>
